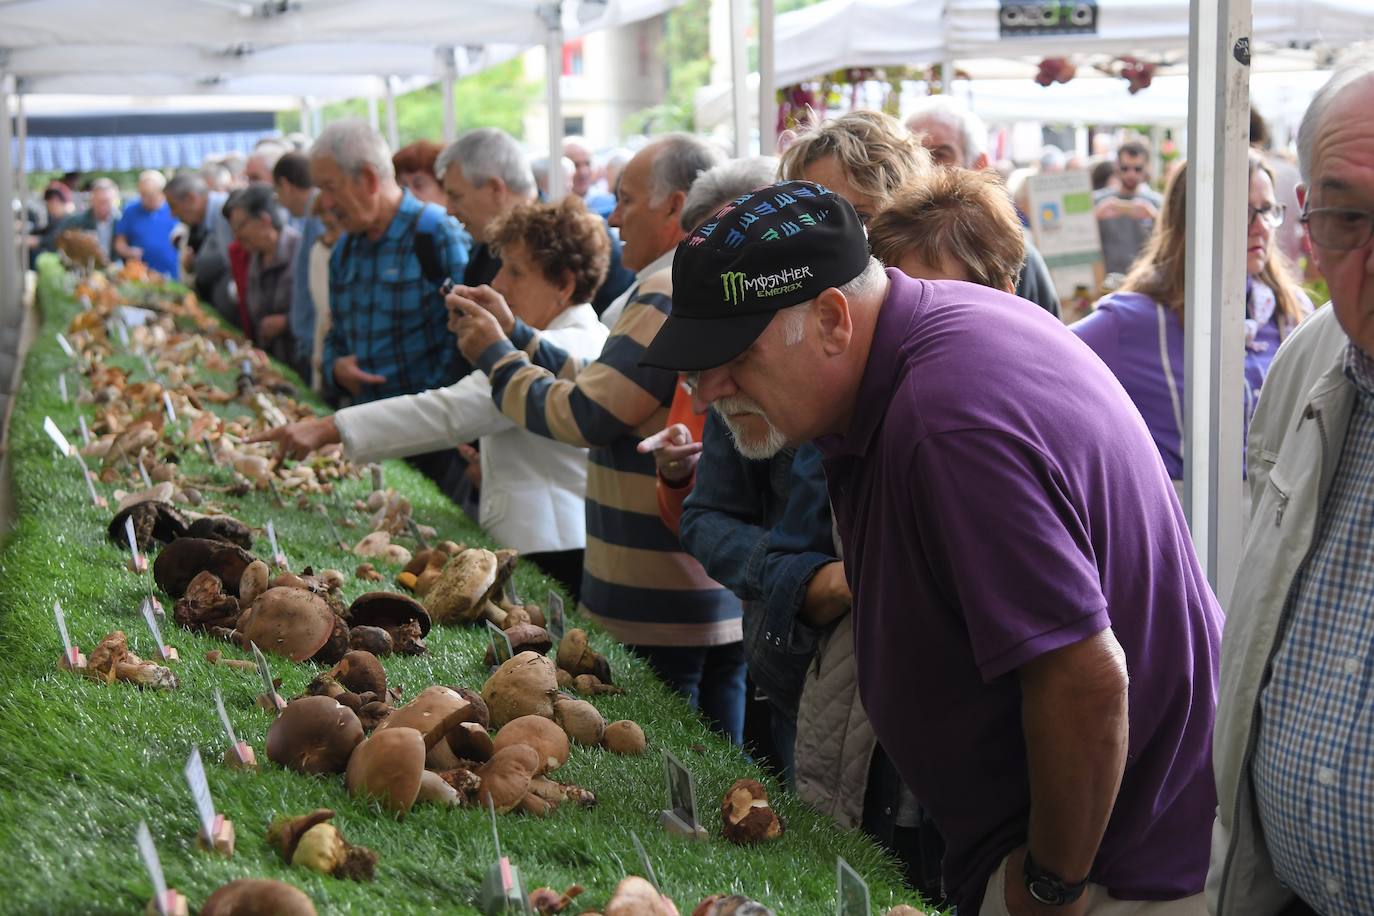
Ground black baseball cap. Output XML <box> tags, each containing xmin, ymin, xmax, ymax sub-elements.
<box><xmin>641</xmin><ymin>179</ymin><xmax>870</xmax><ymax>371</ymax></box>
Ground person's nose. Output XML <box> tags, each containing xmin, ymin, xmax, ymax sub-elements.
<box><xmin>691</xmin><ymin>365</ymin><xmax>737</xmax><ymax>414</ymax></box>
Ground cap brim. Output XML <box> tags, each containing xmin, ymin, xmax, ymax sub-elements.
<box><xmin>640</xmin><ymin>310</ymin><xmax>778</xmax><ymax>372</ymax></box>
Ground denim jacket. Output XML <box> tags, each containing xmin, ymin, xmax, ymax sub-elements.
<box><xmin>679</xmin><ymin>410</ymin><xmax>835</xmax><ymax>713</ymax></box>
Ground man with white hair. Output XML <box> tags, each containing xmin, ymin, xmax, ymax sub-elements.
<box><xmin>64</xmin><ymin>177</ymin><xmax>120</xmax><ymax>259</ymax></box>
<box><xmin>113</xmin><ymin>170</ymin><xmax>179</xmax><ymax>277</ymax></box>
<box><xmin>565</xmin><ymin>135</ymin><xmax>616</xmax><ymax>218</ymax></box>
<box><xmin>1209</xmin><ymin>56</ymin><xmax>1374</xmax><ymax>916</ymax></box>
<box><xmin>906</xmin><ymin>97</ymin><xmax>1062</xmax><ymax>316</ymax></box>
<box><xmin>246</xmin><ymin>138</ymin><xmax>289</xmax><ymax>184</ymax></box>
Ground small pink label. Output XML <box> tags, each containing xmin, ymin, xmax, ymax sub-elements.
<box><xmin>499</xmin><ymin>857</ymin><xmax>513</xmax><ymax>891</ymax></box>
<box><xmin>233</xmin><ymin>741</ymin><xmax>252</xmax><ymax>762</ymax></box>
<box><xmin>66</xmin><ymin>646</ymin><xmax>81</xmax><ymax>666</ymax></box>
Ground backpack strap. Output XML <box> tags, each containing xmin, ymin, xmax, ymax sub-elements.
<box><xmin>412</xmin><ymin>202</ymin><xmax>450</xmax><ymax>286</ymax></box>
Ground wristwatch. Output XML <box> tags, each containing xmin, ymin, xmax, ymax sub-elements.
<box><xmin>1023</xmin><ymin>849</ymin><xmax>1089</xmax><ymax>905</ymax></box>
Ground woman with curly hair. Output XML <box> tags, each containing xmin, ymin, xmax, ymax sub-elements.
<box><xmin>253</xmin><ymin>197</ymin><xmax>611</xmax><ymax>598</ymax></box>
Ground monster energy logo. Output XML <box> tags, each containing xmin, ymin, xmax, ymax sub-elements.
<box><xmin>721</xmin><ymin>266</ymin><xmax>814</xmax><ymax>306</ymax></box>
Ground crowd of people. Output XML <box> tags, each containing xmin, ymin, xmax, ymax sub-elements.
<box><xmin>27</xmin><ymin>54</ymin><xmax>1374</xmax><ymax>915</ymax></box>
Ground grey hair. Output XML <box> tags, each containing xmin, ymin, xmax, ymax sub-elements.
<box><xmin>310</xmin><ymin>118</ymin><xmax>395</xmax><ymax>180</ymax></box>
<box><xmin>166</xmin><ymin>171</ymin><xmax>208</xmax><ymax>201</ymax></box>
<box><xmin>253</xmin><ymin>137</ymin><xmax>289</xmax><ymax>165</ymax></box>
<box><xmin>436</xmin><ymin>127</ymin><xmax>536</xmax><ymax>197</ymax></box>
<box><xmin>1298</xmin><ymin>52</ymin><xmax>1374</xmax><ymax>183</ymax></box>
<box><xmin>905</xmin><ymin>95</ymin><xmax>988</xmax><ymax>168</ymax></box>
<box><xmin>776</xmin><ymin>257</ymin><xmax>885</xmax><ymax>345</ymax></box>
<box><xmin>681</xmin><ymin>156</ymin><xmax>780</xmax><ymax>232</ymax></box>
<box><xmin>89</xmin><ymin>177</ymin><xmax>118</xmax><ymax>193</ymax></box>
<box><xmin>647</xmin><ymin>133</ymin><xmax>726</xmax><ymax>205</ymax></box>
<box><xmin>137</xmin><ymin>169</ymin><xmax>167</xmax><ymax>191</ymax></box>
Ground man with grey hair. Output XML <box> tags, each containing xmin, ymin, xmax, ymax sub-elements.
<box><xmin>246</xmin><ymin>138</ymin><xmax>289</xmax><ymax>184</ymax></box>
<box><xmin>166</xmin><ymin>171</ymin><xmax>235</xmax><ymax>317</ymax></box>
<box><xmin>64</xmin><ymin>177</ymin><xmax>121</xmax><ymax>260</ymax></box>
<box><xmin>448</xmin><ymin>133</ymin><xmax>746</xmax><ymax>744</ymax></box>
<box><xmin>437</xmin><ymin>126</ymin><xmax>632</xmax><ymax>307</ymax></box>
<box><xmin>1209</xmin><ymin>56</ymin><xmax>1374</xmax><ymax>916</ymax></box>
<box><xmin>114</xmin><ymin>170</ymin><xmax>179</xmax><ymax>277</ymax></box>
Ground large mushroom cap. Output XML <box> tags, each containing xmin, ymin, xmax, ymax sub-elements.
<box><xmin>554</xmin><ymin>697</ymin><xmax>606</xmax><ymax>747</ymax></box>
<box><xmin>347</xmin><ymin>591</ymin><xmax>431</xmax><ymax>636</ymax></box>
<box><xmin>108</xmin><ymin>500</ymin><xmax>187</xmax><ymax>552</ymax></box>
<box><xmin>238</xmin><ymin>587</ymin><xmax>336</xmax><ymax>662</ymax></box>
<box><xmin>376</xmin><ymin>685</ymin><xmax>473</xmax><ymax>749</ymax></box>
<box><xmin>153</xmin><ymin>537</ymin><xmax>257</xmax><ymax>599</ymax></box>
<box><xmin>172</xmin><ymin>570</ymin><xmax>241</xmax><ymax>632</ymax></box>
<box><xmin>606</xmin><ymin>876</ymin><xmax>680</xmax><ymax>916</ymax></box>
<box><xmin>423</xmin><ymin>548</ymin><xmax>497</xmax><ymax>624</ymax></box>
<box><xmin>346</xmin><ymin>726</ymin><xmax>427</xmax><ymax>814</ymax></box>
<box><xmin>266</xmin><ymin>696</ymin><xmax>364</xmax><ymax>774</ymax></box>
<box><xmin>200</xmin><ymin>879</ymin><xmax>318</xmax><ymax>916</ymax></box>
<box><xmin>492</xmin><ymin>715</ymin><xmax>569</xmax><ymax>775</ymax></box>
<box><xmin>186</xmin><ymin>515</ymin><xmax>254</xmax><ymax>549</ymax></box>
<box><xmin>483</xmin><ymin>623</ymin><xmax>553</xmax><ymax>667</ymax></box>
<box><xmin>481</xmin><ymin>651</ymin><xmax>559</xmax><ymax>729</ymax></box>
<box><xmin>474</xmin><ymin>744</ymin><xmax>540</xmax><ymax>814</ymax></box>
<box><xmin>328</xmin><ymin>650</ymin><xmax>387</xmax><ymax>695</ymax></box>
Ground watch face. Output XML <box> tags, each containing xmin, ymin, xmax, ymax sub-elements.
<box><xmin>1028</xmin><ymin>877</ymin><xmax>1067</xmax><ymax>906</ymax></box>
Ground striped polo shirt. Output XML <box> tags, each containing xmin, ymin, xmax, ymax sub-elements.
<box><xmin>476</xmin><ymin>263</ymin><xmax>742</xmax><ymax>648</ymax></box>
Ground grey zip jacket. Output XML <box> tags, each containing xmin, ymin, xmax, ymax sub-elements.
<box><xmin>1208</xmin><ymin>305</ymin><xmax>1354</xmax><ymax>916</ymax></box>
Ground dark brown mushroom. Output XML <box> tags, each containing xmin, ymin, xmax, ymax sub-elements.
<box><xmin>200</xmin><ymin>878</ymin><xmax>318</xmax><ymax>916</ymax></box>
<box><xmin>347</xmin><ymin>591</ymin><xmax>431</xmax><ymax>636</ymax></box>
<box><xmin>385</xmin><ymin>618</ymin><xmax>428</xmax><ymax>656</ymax></box>
<box><xmin>266</xmin><ymin>696</ymin><xmax>364</xmax><ymax>774</ymax></box>
<box><xmin>447</xmin><ymin>720</ymin><xmax>495</xmax><ymax>762</ymax></box>
<box><xmin>311</xmin><ymin>616</ymin><xmax>350</xmax><ymax>666</ymax></box>
<box><xmin>186</xmin><ymin>515</ymin><xmax>254</xmax><ymax>550</ymax></box>
<box><xmin>348</xmin><ymin>626</ymin><xmax>393</xmax><ymax>657</ymax></box>
<box><xmin>108</xmin><ymin>500</ymin><xmax>188</xmax><ymax>552</ymax></box>
<box><xmin>377</xmin><ymin>685</ymin><xmax>474</xmax><ymax>750</ymax></box>
<box><xmin>153</xmin><ymin>537</ymin><xmax>257</xmax><ymax>599</ymax></box>
<box><xmin>328</xmin><ymin>650</ymin><xmax>386</xmax><ymax>695</ymax></box>
<box><xmin>345</xmin><ymin>726</ymin><xmax>427</xmax><ymax>814</ymax></box>
<box><xmin>237</xmin><ymin>587</ymin><xmax>336</xmax><ymax>662</ymax></box>
<box><xmin>172</xmin><ymin>570</ymin><xmax>241</xmax><ymax>632</ymax></box>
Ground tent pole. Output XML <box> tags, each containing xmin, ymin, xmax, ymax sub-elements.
<box><xmin>729</xmin><ymin>0</ymin><xmax>750</xmax><ymax>156</ymax></box>
<box><xmin>758</xmin><ymin>0</ymin><xmax>775</xmax><ymax>155</ymax></box>
<box><xmin>441</xmin><ymin>47</ymin><xmax>457</xmax><ymax>144</ymax></box>
<box><xmin>542</xmin><ymin>3</ymin><xmax>565</xmax><ymax>201</ymax></box>
<box><xmin>367</xmin><ymin>93</ymin><xmax>380</xmax><ymax>132</ymax></box>
<box><xmin>15</xmin><ymin>88</ymin><xmax>26</xmax><ymax>263</ymax></box>
<box><xmin>1184</xmin><ymin>0</ymin><xmax>1250</xmax><ymax>605</ymax></box>
<box><xmin>299</xmin><ymin>97</ymin><xmax>312</xmax><ymax>141</ymax></box>
<box><xmin>0</xmin><ymin>75</ymin><xmax>20</xmax><ymax>421</ymax></box>
<box><xmin>384</xmin><ymin>75</ymin><xmax>399</xmax><ymax>150</ymax></box>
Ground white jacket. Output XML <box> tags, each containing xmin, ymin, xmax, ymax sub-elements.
<box><xmin>334</xmin><ymin>304</ymin><xmax>609</xmax><ymax>554</ymax></box>
<box><xmin>1208</xmin><ymin>305</ymin><xmax>1353</xmax><ymax>916</ymax></box>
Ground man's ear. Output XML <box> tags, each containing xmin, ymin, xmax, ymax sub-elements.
<box><xmin>813</xmin><ymin>288</ymin><xmax>854</xmax><ymax>356</ymax></box>
<box><xmin>663</xmin><ymin>188</ymin><xmax>687</xmax><ymax>221</ymax></box>
<box><xmin>358</xmin><ymin>165</ymin><xmax>382</xmax><ymax>196</ymax></box>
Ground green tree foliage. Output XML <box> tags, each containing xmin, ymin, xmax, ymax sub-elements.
<box><xmin>624</xmin><ymin>0</ymin><xmax>710</xmax><ymax>135</ymax></box>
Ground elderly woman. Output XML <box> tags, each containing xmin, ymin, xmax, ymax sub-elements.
<box><xmin>254</xmin><ymin>197</ymin><xmax>610</xmax><ymax>598</ymax></box>
<box><xmin>1071</xmin><ymin>150</ymin><xmax>1313</xmax><ymax>484</ymax></box>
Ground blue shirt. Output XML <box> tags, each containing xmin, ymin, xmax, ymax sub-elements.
<box><xmin>115</xmin><ymin>200</ymin><xmax>179</xmax><ymax>277</ymax></box>
<box><xmin>323</xmin><ymin>190</ymin><xmax>470</xmax><ymax>402</ymax></box>
<box><xmin>290</xmin><ymin>215</ymin><xmax>323</xmax><ymax>361</ymax></box>
<box><xmin>1252</xmin><ymin>342</ymin><xmax>1374</xmax><ymax>916</ymax></box>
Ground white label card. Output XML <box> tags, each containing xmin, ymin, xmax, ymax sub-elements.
<box><xmin>115</xmin><ymin>321</ymin><xmax>130</xmax><ymax>347</ymax></box>
<box><xmin>631</xmin><ymin>832</ymin><xmax>661</xmax><ymax>892</ymax></box>
<box><xmin>265</xmin><ymin>520</ymin><xmax>284</xmax><ymax>565</ymax></box>
<box><xmin>162</xmin><ymin>392</ymin><xmax>176</xmax><ymax>425</ymax></box>
<box><xmin>662</xmin><ymin>748</ymin><xmax>700</xmax><ymax>829</ymax></box>
<box><xmin>43</xmin><ymin>416</ymin><xmax>73</xmax><ymax>456</ymax></box>
<box><xmin>835</xmin><ymin>857</ymin><xmax>870</xmax><ymax>916</ymax></box>
<box><xmin>136</xmin><ymin>821</ymin><xmax>170</xmax><ymax>912</ymax></box>
<box><xmin>225</xmin><ymin>339</ymin><xmax>238</xmax><ymax>355</ymax></box>
<box><xmin>547</xmin><ymin>591</ymin><xmax>566</xmax><ymax>641</ymax></box>
<box><xmin>73</xmin><ymin>452</ymin><xmax>102</xmax><ymax>507</ymax></box>
<box><xmin>125</xmin><ymin>516</ymin><xmax>143</xmax><ymax>568</ymax></box>
<box><xmin>213</xmin><ymin>689</ymin><xmax>239</xmax><ymax>747</ymax></box>
<box><xmin>56</xmin><ymin>333</ymin><xmax>76</xmax><ymax>358</ymax></box>
<box><xmin>78</xmin><ymin>415</ymin><xmax>91</xmax><ymax>446</ymax></box>
<box><xmin>250</xmin><ymin>641</ymin><xmax>277</xmax><ymax>702</ymax></box>
<box><xmin>142</xmin><ymin>597</ymin><xmax>169</xmax><ymax>660</ymax></box>
<box><xmin>138</xmin><ymin>458</ymin><xmax>153</xmax><ymax>489</ymax></box>
<box><xmin>487</xmin><ymin>619</ymin><xmax>514</xmax><ymax>666</ymax></box>
<box><xmin>183</xmin><ymin>747</ymin><xmax>217</xmax><ymax>842</ymax></box>
<box><xmin>59</xmin><ymin>374</ymin><xmax>68</xmax><ymax>404</ymax></box>
<box><xmin>54</xmin><ymin>599</ymin><xmax>74</xmax><ymax>658</ymax></box>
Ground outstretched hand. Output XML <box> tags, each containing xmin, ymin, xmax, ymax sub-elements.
<box><xmin>637</xmin><ymin>422</ymin><xmax>703</xmax><ymax>485</ymax></box>
<box><xmin>246</xmin><ymin>415</ymin><xmax>341</xmax><ymax>460</ymax></box>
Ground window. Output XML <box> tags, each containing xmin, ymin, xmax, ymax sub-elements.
<box><xmin>562</xmin><ymin>39</ymin><xmax>584</xmax><ymax>76</ymax></box>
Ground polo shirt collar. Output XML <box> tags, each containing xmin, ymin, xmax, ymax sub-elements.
<box><xmin>815</xmin><ymin>268</ymin><xmax>922</xmax><ymax>459</ymax></box>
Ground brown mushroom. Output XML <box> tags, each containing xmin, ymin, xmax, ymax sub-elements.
<box><xmin>422</xmin><ymin>548</ymin><xmax>497</xmax><ymax>624</ymax></box>
<box><xmin>345</xmin><ymin>726</ymin><xmax>427</xmax><ymax>814</ymax></box>
<box><xmin>236</xmin><ymin>587</ymin><xmax>336</xmax><ymax>662</ymax></box>
<box><xmin>357</xmin><ymin>701</ymin><xmax>393</xmax><ymax>733</ymax></box>
<box><xmin>602</xmin><ymin>720</ymin><xmax>647</xmax><ymax>755</ymax></box>
<box><xmin>348</xmin><ymin>626</ymin><xmax>393</xmax><ymax>657</ymax></box>
<box><xmin>481</xmin><ymin>651</ymin><xmax>559</xmax><ymax>728</ymax></box>
<box><xmin>554</xmin><ymin>697</ymin><xmax>606</xmax><ymax>746</ymax></box>
<box><xmin>355</xmin><ymin>563</ymin><xmax>384</xmax><ymax>582</ymax></box>
<box><xmin>474</xmin><ymin>744</ymin><xmax>540</xmax><ymax>814</ymax></box>
<box><xmin>720</xmin><ymin>779</ymin><xmax>785</xmax><ymax>845</ymax></box>
<box><xmin>266</xmin><ymin>809</ymin><xmax>377</xmax><ymax>881</ymax></box>
<box><xmin>347</xmin><ymin>591</ymin><xmax>431</xmax><ymax>636</ymax></box>
<box><xmin>186</xmin><ymin>515</ymin><xmax>254</xmax><ymax>550</ymax></box>
<box><xmin>200</xmin><ymin>878</ymin><xmax>319</xmax><ymax>916</ymax></box>
<box><xmin>385</xmin><ymin>618</ymin><xmax>428</xmax><ymax>656</ymax></box>
<box><xmin>573</xmin><ymin>674</ymin><xmax>624</xmax><ymax>696</ymax></box>
<box><xmin>108</xmin><ymin>500</ymin><xmax>187</xmax><ymax>552</ymax></box>
<box><xmin>153</xmin><ymin>537</ymin><xmax>257</xmax><ymax>599</ymax></box>
<box><xmin>376</xmin><ymin>686</ymin><xmax>473</xmax><ymax>749</ymax></box>
<box><xmin>399</xmin><ymin>548</ymin><xmax>449</xmax><ymax>596</ymax></box>
<box><xmin>691</xmin><ymin>896</ymin><xmax>777</xmax><ymax>916</ymax></box>
<box><xmin>237</xmin><ymin>560</ymin><xmax>270</xmax><ymax>607</ymax></box>
<box><xmin>447</xmin><ymin>720</ymin><xmax>494</xmax><ymax>762</ymax></box>
<box><xmin>556</xmin><ymin>628</ymin><xmax>612</xmax><ymax>683</ymax></box>
<box><xmin>172</xmin><ymin>570</ymin><xmax>240</xmax><ymax>632</ymax></box>
<box><xmin>415</xmin><ymin>769</ymin><xmax>461</xmax><ymax>807</ymax></box>
<box><xmin>492</xmin><ymin>715</ymin><xmax>569</xmax><ymax>775</ymax></box>
<box><xmin>265</xmin><ymin>696</ymin><xmax>363</xmax><ymax>774</ymax></box>
<box><xmin>328</xmin><ymin>650</ymin><xmax>386</xmax><ymax>695</ymax></box>
<box><xmin>529</xmin><ymin>885</ymin><xmax>585</xmax><ymax>915</ymax></box>
<box><xmin>454</xmin><ymin>687</ymin><xmax>490</xmax><ymax>729</ymax></box>
<box><xmin>481</xmin><ymin>623</ymin><xmax>552</xmax><ymax>669</ymax></box>
<box><xmin>606</xmin><ymin>876</ymin><xmax>680</xmax><ymax>916</ymax></box>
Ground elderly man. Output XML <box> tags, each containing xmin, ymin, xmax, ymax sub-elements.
<box><xmin>245</xmin><ymin>138</ymin><xmax>288</xmax><ymax>185</ymax></box>
<box><xmin>226</xmin><ymin>184</ymin><xmax>300</xmax><ymax>364</ymax></box>
<box><xmin>643</xmin><ymin>180</ymin><xmax>1221</xmax><ymax>915</ymax></box>
<box><xmin>272</xmin><ymin>152</ymin><xmax>323</xmax><ymax>375</ymax></box>
<box><xmin>1093</xmin><ymin>141</ymin><xmax>1162</xmax><ymax>275</ymax></box>
<box><xmin>450</xmin><ymin>135</ymin><xmax>748</xmax><ymax>743</ymax></box>
<box><xmin>903</xmin><ymin>98</ymin><xmax>1061</xmax><ymax>315</ymax></box>
<box><xmin>565</xmin><ymin>136</ymin><xmax>616</xmax><ymax>218</ymax></box>
<box><xmin>437</xmin><ymin>127</ymin><xmax>633</xmax><ymax>308</ymax></box>
<box><xmin>63</xmin><ymin>178</ymin><xmax>120</xmax><ymax>259</ymax></box>
<box><xmin>167</xmin><ymin>172</ymin><xmax>235</xmax><ymax>317</ymax></box>
<box><xmin>114</xmin><ymin>170</ymin><xmax>179</xmax><ymax>277</ymax></box>
<box><xmin>1209</xmin><ymin>58</ymin><xmax>1374</xmax><ymax>916</ymax></box>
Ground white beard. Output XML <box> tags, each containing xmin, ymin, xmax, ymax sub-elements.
<box><xmin>715</xmin><ymin>397</ymin><xmax>789</xmax><ymax>460</ymax></box>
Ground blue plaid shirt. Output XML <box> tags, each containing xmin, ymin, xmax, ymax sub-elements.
<box><xmin>323</xmin><ymin>190</ymin><xmax>470</xmax><ymax>402</ymax></box>
<box><xmin>1253</xmin><ymin>342</ymin><xmax>1374</xmax><ymax>915</ymax></box>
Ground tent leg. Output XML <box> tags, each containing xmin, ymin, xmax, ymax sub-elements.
<box><xmin>543</xmin><ymin>3</ymin><xmax>566</xmax><ymax>201</ymax></box>
<box><xmin>299</xmin><ymin>97</ymin><xmax>313</xmax><ymax>142</ymax></box>
<box><xmin>367</xmin><ymin>94</ymin><xmax>380</xmax><ymax>132</ymax></box>
<box><xmin>384</xmin><ymin>76</ymin><xmax>399</xmax><ymax>151</ymax></box>
<box><xmin>0</xmin><ymin>76</ymin><xmax>20</xmax><ymax>424</ymax></box>
<box><xmin>758</xmin><ymin>0</ymin><xmax>776</xmax><ymax>155</ymax></box>
<box><xmin>729</xmin><ymin>0</ymin><xmax>750</xmax><ymax>156</ymax></box>
<box><xmin>442</xmin><ymin>46</ymin><xmax>457</xmax><ymax>144</ymax></box>
<box><xmin>1184</xmin><ymin>0</ymin><xmax>1250</xmax><ymax>605</ymax></box>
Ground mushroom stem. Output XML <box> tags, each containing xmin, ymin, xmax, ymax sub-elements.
<box><xmin>416</xmin><ymin>770</ymin><xmax>460</xmax><ymax>807</ymax></box>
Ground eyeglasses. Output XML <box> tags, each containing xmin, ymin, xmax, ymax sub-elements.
<box><xmin>1301</xmin><ymin>206</ymin><xmax>1374</xmax><ymax>251</ymax></box>
<box><xmin>1248</xmin><ymin>203</ymin><xmax>1286</xmax><ymax>230</ymax></box>
<box><xmin>681</xmin><ymin>372</ymin><xmax>700</xmax><ymax>395</ymax></box>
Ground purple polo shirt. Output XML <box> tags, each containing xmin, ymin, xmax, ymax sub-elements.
<box><xmin>815</xmin><ymin>271</ymin><xmax>1221</xmax><ymax>912</ymax></box>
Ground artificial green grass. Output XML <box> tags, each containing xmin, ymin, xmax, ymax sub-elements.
<box><xmin>0</xmin><ymin>256</ymin><xmax>923</xmax><ymax>915</ymax></box>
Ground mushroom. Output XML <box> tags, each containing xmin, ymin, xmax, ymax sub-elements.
<box><xmin>352</xmin><ymin>531</ymin><xmax>392</xmax><ymax>558</ymax></box>
<box><xmin>357</xmin><ymin>701</ymin><xmax>393</xmax><ymax>733</ymax></box>
<box><xmin>235</xmin><ymin>587</ymin><xmax>337</xmax><ymax>662</ymax></box>
<box><xmin>265</xmin><ymin>696</ymin><xmax>363</xmax><ymax>774</ymax></box>
<box><xmin>573</xmin><ymin>674</ymin><xmax>624</xmax><ymax>696</ymax></box>
<box><xmin>201</xmin><ymin>879</ymin><xmax>319</xmax><ymax>916</ymax></box>
<box><xmin>447</xmin><ymin>720</ymin><xmax>495</xmax><ymax>762</ymax></box>
<box><xmin>481</xmin><ymin>651</ymin><xmax>559</xmax><ymax>728</ymax></box>
<box><xmin>528</xmin><ymin>885</ymin><xmax>585</xmax><ymax>915</ymax></box>
<box><xmin>313</xmin><ymin>616</ymin><xmax>351</xmax><ymax>666</ymax></box>
<box><xmin>455</xmin><ymin>686</ymin><xmax>490</xmax><ymax>728</ymax></box>
<box><xmin>86</xmin><ymin>630</ymin><xmax>179</xmax><ymax>690</ymax></box>
<box><xmin>376</xmin><ymin>686</ymin><xmax>474</xmax><ymax>750</ymax></box>
<box><xmin>492</xmin><ymin>715</ymin><xmax>569</xmax><ymax>775</ymax></box>
<box><xmin>415</xmin><ymin>770</ymin><xmax>461</xmax><ymax>807</ymax></box>
<box><xmin>720</xmin><ymin>779</ymin><xmax>785</xmax><ymax>845</ymax></box>
<box><xmin>398</xmin><ymin>548</ymin><xmax>448</xmax><ymax>596</ymax></box>
<box><xmin>382</xmin><ymin>544</ymin><xmax>412</xmax><ymax>566</ymax></box>
<box><xmin>483</xmin><ymin>623</ymin><xmax>553</xmax><ymax>667</ymax></box>
<box><xmin>172</xmin><ymin>570</ymin><xmax>240</xmax><ymax>632</ymax></box>
<box><xmin>186</xmin><ymin>515</ymin><xmax>254</xmax><ymax>550</ymax></box>
<box><xmin>474</xmin><ymin>744</ymin><xmax>540</xmax><ymax>814</ymax></box>
<box><xmin>348</xmin><ymin>626</ymin><xmax>393</xmax><ymax>657</ymax></box>
<box><xmin>556</xmin><ymin>629</ymin><xmax>612</xmax><ymax>683</ymax></box>
<box><xmin>347</xmin><ymin>591</ymin><xmax>431</xmax><ymax>638</ymax></box>
<box><xmin>327</xmin><ymin>650</ymin><xmax>386</xmax><ymax>696</ymax></box>
<box><xmin>355</xmin><ymin>563</ymin><xmax>384</xmax><ymax>582</ymax></box>
<box><xmin>237</xmin><ymin>560</ymin><xmax>270</xmax><ymax>607</ymax></box>
<box><xmin>423</xmin><ymin>548</ymin><xmax>500</xmax><ymax>625</ymax></box>
<box><xmin>554</xmin><ymin>697</ymin><xmax>606</xmax><ymax>746</ymax></box>
<box><xmin>602</xmin><ymin>720</ymin><xmax>647</xmax><ymax>755</ymax></box>
<box><xmin>153</xmin><ymin>537</ymin><xmax>257</xmax><ymax>599</ymax></box>
<box><xmin>108</xmin><ymin>500</ymin><xmax>187</xmax><ymax>552</ymax></box>
<box><xmin>346</xmin><ymin>726</ymin><xmax>427</xmax><ymax>814</ymax></box>
<box><xmin>605</xmin><ymin>876</ymin><xmax>680</xmax><ymax>916</ymax></box>
<box><xmin>387</xmin><ymin>618</ymin><xmax>428</xmax><ymax>656</ymax></box>
<box><xmin>692</xmin><ymin>896</ymin><xmax>776</xmax><ymax>916</ymax></box>
<box><xmin>883</xmin><ymin>908</ymin><xmax>928</xmax><ymax>916</ymax></box>
<box><xmin>266</xmin><ymin>809</ymin><xmax>377</xmax><ymax>881</ymax></box>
